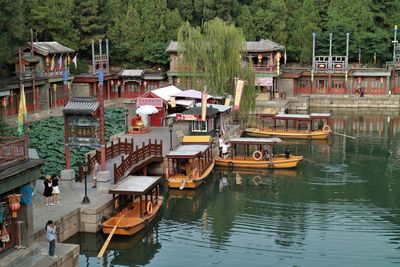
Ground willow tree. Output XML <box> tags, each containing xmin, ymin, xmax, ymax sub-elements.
<box><xmin>177</xmin><ymin>18</ymin><xmax>255</xmax><ymax>114</ymax></box>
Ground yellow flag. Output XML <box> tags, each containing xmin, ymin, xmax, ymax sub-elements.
<box><xmin>17</xmin><ymin>84</ymin><xmax>27</xmax><ymax>136</ymax></box>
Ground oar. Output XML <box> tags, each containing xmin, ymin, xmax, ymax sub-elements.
<box><xmin>97</xmin><ymin>215</ymin><xmax>124</xmax><ymax>258</ymax></box>
<box><xmin>179</xmin><ymin>176</ymin><xmax>190</xmax><ymax>190</ymax></box>
<box><xmin>331</xmin><ymin>131</ymin><xmax>356</xmax><ymax>139</ymax></box>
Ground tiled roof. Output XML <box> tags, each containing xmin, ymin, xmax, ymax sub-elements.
<box><xmin>120</xmin><ymin>69</ymin><xmax>144</xmax><ymax>77</ymax></box>
<box><xmin>63</xmin><ymin>99</ymin><xmax>99</xmax><ymax>115</ymax></box>
<box><xmin>183</xmin><ymin>107</ymin><xmax>219</xmax><ymax>116</ymax></box>
<box><xmin>30</xmin><ymin>42</ymin><xmax>75</xmax><ymax>56</ymax></box>
<box><xmin>166</xmin><ymin>39</ymin><xmax>284</xmax><ymax>53</ymax></box>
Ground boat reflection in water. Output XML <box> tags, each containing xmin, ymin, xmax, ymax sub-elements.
<box><xmin>66</xmin><ymin>221</ymin><xmax>162</xmax><ymax>266</ymax></box>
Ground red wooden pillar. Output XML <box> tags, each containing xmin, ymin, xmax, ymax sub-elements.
<box><xmin>99</xmin><ymin>71</ymin><xmax>106</xmax><ymax>171</ymax></box>
<box><xmin>64</xmin><ymin>79</ymin><xmax>71</xmax><ymax>169</ymax></box>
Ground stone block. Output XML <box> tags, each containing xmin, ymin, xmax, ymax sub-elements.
<box><xmin>96</xmin><ymin>171</ymin><xmax>111</xmax><ymax>191</ymax></box>
<box><xmin>80</xmin><ymin>222</ymin><xmax>99</xmax><ymax>233</ymax></box>
<box><xmin>61</xmin><ymin>169</ymin><xmax>76</xmax><ymax>191</ymax></box>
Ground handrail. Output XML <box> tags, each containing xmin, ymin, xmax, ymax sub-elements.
<box><xmin>114</xmin><ymin>139</ymin><xmax>162</xmax><ymax>184</ymax></box>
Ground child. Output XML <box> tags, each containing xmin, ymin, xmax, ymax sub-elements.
<box><xmin>46</xmin><ymin>220</ymin><xmax>57</xmax><ymax>259</ymax></box>
<box><xmin>51</xmin><ymin>174</ymin><xmax>60</xmax><ymax>204</ymax></box>
<box><xmin>43</xmin><ymin>176</ymin><xmax>53</xmax><ymax>206</ymax></box>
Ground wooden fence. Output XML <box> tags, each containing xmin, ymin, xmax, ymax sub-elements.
<box><xmin>0</xmin><ymin>136</ymin><xmax>29</xmax><ymax>171</ymax></box>
<box><xmin>114</xmin><ymin>139</ymin><xmax>162</xmax><ymax>184</ymax></box>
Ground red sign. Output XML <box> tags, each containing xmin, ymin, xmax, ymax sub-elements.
<box><xmin>137</xmin><ymin>98</ymin><xmax>163</xmax><ymax>107</ymax></box>
<box><xmin>176</xmin><ymin>113</ymin><xmax>200</xmax><ymax>121</ymax></box>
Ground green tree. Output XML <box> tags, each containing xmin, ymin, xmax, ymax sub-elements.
<box><xmin>107</xmin><ymin>4</ymin><xmax>144</xmax><ymax>67</ymax></box>
<box><xmin>287</xmin><ymin>0</ymin><xmax>321</xmax><ymax>64</ymax></box>
<box><xmin>28</xmin><ymin>0</ymin><xmax>79</xmax><ymax>49</ymax></box>
<box><xmin>74</xmin><ymin>0</ymin><xmax>106</xmax><ymax>51</ymax></box>
<box><xmin>0</xmin><ymin>0</ymin><xmax>27</xmax><ymax>74</ymax></box>
<box><xmin>177</xmin><ymin>18</ymin><xmax>255</xmax><ymax>114</ymax></box>
<box><xmin>236</xmin><ymin>5</ymin><xmax>256</xmax><ymax>40</ymax></box>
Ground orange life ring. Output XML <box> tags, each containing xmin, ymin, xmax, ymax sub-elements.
<box><xmin>253</xmin><ymin>151</ymin><xmax>263</xmax><ymax>161</ymax></box>
<box><xmin>322</xmin><ymin>125</ymin><xmax>331</xmax><ymax>133</ymax></box>
<box><xmin>147</xmin><ymin>202</ymin><xmax>153</xmax><ymax>215</ymax></box>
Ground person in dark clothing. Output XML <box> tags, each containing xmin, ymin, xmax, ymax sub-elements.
<box><xmin>359</xmin><ymin>87</ymin><xmax>365</xmax><ymax>97</ymax></box>
<box><xmin>43</xmin><ymin>176</ymin><xmax>53</xmax><ymax>206</ymax></box>
<box><xmin>284</xmin><ymin>148</ymin><xmax>291</xmax><ymax>159</ymax></box>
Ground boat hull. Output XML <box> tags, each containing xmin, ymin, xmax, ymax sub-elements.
<box><xmin>246</xmin><ymin>128</ymin><xmax>328</xmax><ymax>140</ymax></box>
<box><xmin>167</xmin><ymin>162</ymin><xmax>215</xmax><ymax>189</ymax></box>
<box><xmin>215</xmin><ymin>155</ymin><xmax>303</xmax><ymax>169</ymax></box>
<box><xmin>102</xmin><ymin>197</ymin><xmax>163</xmax><ymax>236</ymax></box>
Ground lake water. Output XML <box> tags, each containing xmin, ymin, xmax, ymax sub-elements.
<box><xmin>66</xmin><ymin>110</ymin><xmax>400</xmax><ymax>267</ymax></box>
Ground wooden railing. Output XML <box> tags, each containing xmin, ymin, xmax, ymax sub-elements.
<box><xmin>114</xmin><ymin>139</ymin><xmax>162</xmax><ymax>184</ymax></box>
<box><xmin>0</xmin><ymin>136</ymin><xmax>29</xmax><ymax>171</ymax></box>
<box><xmin>86</xmin><ymin>138</ymin><xmax>134</xmax><ymax>175</ymax></box>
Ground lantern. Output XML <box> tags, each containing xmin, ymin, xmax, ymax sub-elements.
<box><xmin>117</xmin><ymin>80</ymin><xmax>121</xmax><ymax>86</ymax></box>
<box><xmin>380</xmin><ymin>77</ymin><xmax>384</xmax><ymax>84</ymax></box>
<box><xmin>2</xmin><ymin>97</ymin><xmax>7</xmax><ymax>107</ymax></box>
<box><xmin>45</xmin><ymin>56</ymin><xmax>50</xmax><ymax>66</ymax></box>
<box><xmin>143</xmin><ymin>80</ymin><xmax>147</xmax><ymax>87</ymax></box>
<box><xmin>7</xmin><ymin>194</ymin><xmax>21</xmax><ymax>218</ymax></box>
<box><xmin>111</xmin><ymin>80</ymin><xmax>114</xmax><ymax>86</ymax></box>
<box><xmin>258</xmin><ymin>53</ymin><xmax>262</xmax><ymax>63</ymax></box>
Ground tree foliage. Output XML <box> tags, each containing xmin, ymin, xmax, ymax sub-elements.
<box><xmin>177</xmin><ymin>19</ymin><xmax>255</xmax><ymax>114</ymax></box>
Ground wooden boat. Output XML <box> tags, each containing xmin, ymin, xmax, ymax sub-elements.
<box><xmin>215</xmin><ymin>137</ymin><xmax>303</xmax><ymax>169</ymax></box>
<box><xmin>246</xmin><ymin>112</ymin><xmax>331</xmax><ymax>140</ymax></box>
<box><xmin>166</xmin><ymin>136</ymin><xmax>215</xmax><ymax>189</ymax></box>
<box><xmin>102</xmin><ymin>175</ymin><xmax>163</xmax><ymax>236</ymax></box>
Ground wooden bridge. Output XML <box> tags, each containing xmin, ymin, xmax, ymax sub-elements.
<box><xmin>79</xmin><ymin>138</ymin><xmax>163</xmax><ymax>184</ymax></box>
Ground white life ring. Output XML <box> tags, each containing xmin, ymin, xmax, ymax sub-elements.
<box><xmin>253</xmin><ymin>151</ymin><xmax>263</xmax><ymax>161</ymax></box>
<box><xmin>322</xmin><ymin>125</ymin><xmax>331</xmax><ymax>133</ymax></box>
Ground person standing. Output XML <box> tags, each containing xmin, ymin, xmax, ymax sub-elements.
<box><xmin>218</xmin><ymin>135</ymin><xmax>224</xmax><ymax>157</ymax></box>
<box><xmin>92</xmin><ymin>160</ymin><xmax>99</xmax><ymax>188</ymax></box>
<box><xmin>46</xmin><ymin>220</ymin><xmax>57</xmax><ymax>259</ymax></box>
<box><xmin>222</xmin><ymin>142</ymin><xmax>229</xmax><ymax>159</ymax></box>
<box><xmin>51</xmin><ymin>174</ymin><xmax>60</xmax><ymax>204</ymax></box>
<box><xmin>43</xmin><ymin>176</ymin><xmax>53</xmax><ymax>206</ymax></box>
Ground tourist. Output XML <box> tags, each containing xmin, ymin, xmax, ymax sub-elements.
<box><xmin>218</xmin><ymin>135</ymin><xmax>224</xmax><ymax>157</ymax></box>
<box><xmin>222</xmin><ymin>141</ymin><xmax>229</xmax><ymax>159</ymax></box>
<box><xmin>263</xmin><ymin>150</ymin><xmax>270</xmax><ymax>160</ymax></box>
<box><xmin>43</xmin><ymin>176</ymin><xmax>53</xmax><ymax>206</ymax></box>
<box><xmin>93</xmin><ymin>160</ymin><xmax>99</xmax><ymax>188</ymax></box>
<box><xmin>284</xmin><ymin>148</ymin><xmax>291</xmax><ymax>159</ymax></box>
<box><xmin>46</xmin><ymin>220</ymin><xmax>57</xmax><ymax>259</ymax></box>
<box><xmin>51</xmin><ymin>174</ymin><xmax>60</xmax><ymax>204</ymax></box>
<box><xmin>360</xmin><ymin>87</ymin><xmax>365</xmax><ymax>97</ymax></box>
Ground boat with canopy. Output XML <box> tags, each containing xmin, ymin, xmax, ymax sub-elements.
<box><xmin>101</xmin><ymin>175</ymin><xmax>163</xmax><ymax>236</ymax></box>
<box><xmin>166</xmin><ymin>136</ymin><xmax>214</xmax><ymax>189</ymax></box>
<box><xmin>215</xmin><ymin>137</ymin><xmax>303</xmax><ymax>169</ymax></box>
<box><xmin>245</xmin><ymin>112</ymin><xmax>331</xmax><ymax>139</ymax></box>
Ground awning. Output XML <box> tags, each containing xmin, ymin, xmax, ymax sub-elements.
<box><xmin>175</xmin><ymin>99</ymin><xmax>195</xmax><ymax>107</ymax></box>
<box><xmin>255</xmin><ymin>77</ymin><xmax>273</xmax><ymax>86</ymax></box>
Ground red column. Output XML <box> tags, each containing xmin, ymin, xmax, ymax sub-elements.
<box><xmin>99</xmin><ymin>80</ymin><xmax>106</xmax><ymax>171</ymax></box>
<box><xmin>64</xmin><ymin>78</ymin><xmax>71</xmax><ymax>169</ymax></box>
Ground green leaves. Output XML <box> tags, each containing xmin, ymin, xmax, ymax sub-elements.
<box><xmin>27</xmin><ymin>107</ymin><xmax>125</xmax><ymax>176</ymax></box>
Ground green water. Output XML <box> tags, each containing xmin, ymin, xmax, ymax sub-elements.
<box><xmin>67</xmin><ymin>110</ymin><xmax>400</xmax><ymax>267</ymax></box>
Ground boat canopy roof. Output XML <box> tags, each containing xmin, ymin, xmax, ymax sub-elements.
<box><xmin>166</xmin><ymin>144</ymin><xmax>210</xmax><ymax>158</ymax></box>
<box><xmin>229</xmin><ymin>137</ymin><xmax>282</xmax><ymax>145</ymax></box>
<box><xmin>109</xmin><ymin>175</ymin><xmax>161</xmax><ymax>195</ymax></box>
<box><xmin>273</xmin><ymin>113</ymin><xmax>331</xmax><ymax>121</ymax></box>
<box><xmin>182</xmin><ymin>135</ymin><xmax>212</xmax><ymax>144</ymax></box>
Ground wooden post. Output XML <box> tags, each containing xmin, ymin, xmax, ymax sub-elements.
<box><xmin>121</xmin><ymin>155</ymin><xmax>125</xmax><ymax>175</ymax></box>
<box><xmin>113</xmin><ymin>163</ymin><xmax>117</xmax><ymax>184</ymax></box>
<box><xmin>99</xmin><ymin>69</ymin><xmax>106</xmax><ymax>171</ymax></box>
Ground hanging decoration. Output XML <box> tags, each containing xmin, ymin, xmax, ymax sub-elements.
<box><xmin>7</xmin><ymin>194</ymin><xmax>21</xmax><ymax>218</ymax></box>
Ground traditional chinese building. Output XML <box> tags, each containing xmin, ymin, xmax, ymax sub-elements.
<box><xmin>165</xmin><ymin>39</ymin><xmax>285</xmax><ymax>97</ymax></box>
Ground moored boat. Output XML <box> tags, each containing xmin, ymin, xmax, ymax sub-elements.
<box><xmin>246</xmin><ymin>112</ymin><xmax>331</xmax><ymax>140</ymax></box>
<box><xmin>215</xmin><ymin>137</ymin><xmax>303</xmax><ymax>169</ymax></box>
<box><xmin>102</xmin><ymin>175</ymin><xmax>163</xmax><ymax>236</ymax></box>
<box><xmin>166</xmin><ymin>136</ymin><xmax>214</xmax><ymax>189</ymax></box>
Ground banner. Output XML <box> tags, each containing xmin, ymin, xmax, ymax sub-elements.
<box><xmin>255</xmin><ymin>77</ymin><xmax>273</xmax><ymax>87</ymax></box>
<box><xmin>17</xmin><ymin>84</ymin><xmax>27</xmax><ymax>136</ymax></box>
<box><xmin>233</xmin><ymin>79</ymin><xmax>245</xmax><ymax>110</ymax></box>
<box><xmin>201</xmin><ymin>90</ymin><xmax>207</xmax><ymax>121</ymax></box>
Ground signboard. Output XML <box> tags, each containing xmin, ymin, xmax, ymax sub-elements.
<box><xmin>255</xmin><ymin>77</ymin><xmax>273</xmax><ymax>87</ymax></box>
<box><xmin>201</xmin><ymin>91</ymin><xmax>207</xmax><ymax>121</ymax></box>
<box><xmin>234</xmin><ymin>79</ymin><xmax>245</xmax><ymax>110</ymax></box>
<box><xmin>176</xmin><ymin>113</ymin><xmax>200</xmax><ymax>121</ymax></box>
<box><xmin>137</xmin><ymin>98</ymin><xmax>163</xmax><ymax>107</ymax></box>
